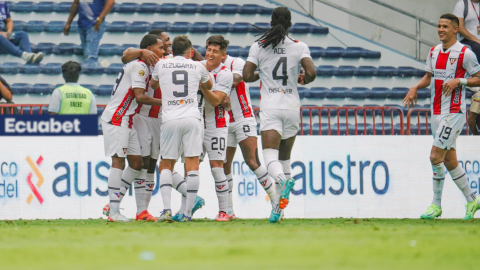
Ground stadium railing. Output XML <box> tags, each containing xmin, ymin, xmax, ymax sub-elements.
<box><xmin>406</xmin><ymin>108</ymin><xmax>471</xmax><ymax>135</ymax></box>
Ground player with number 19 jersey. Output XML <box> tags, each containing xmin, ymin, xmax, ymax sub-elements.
<box><xmin>246</xmin><ymin>37</ymin><xmax>312</xmax><ymax>139</ymax></box>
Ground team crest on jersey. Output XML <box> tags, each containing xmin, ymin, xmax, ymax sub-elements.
<box><xmin>449</xmin><ymin>58</ymin><xmax>457</xmax><ymax>65</ymax></box>
<box><xmin>123</xmin><ymin>148</ymin><xmax>128</xmax><ymax>154</ymax></box>
<box><xmin>139</xmin><ymin>70</ymin><xmax>145</xmax><ymax>76</ymax></box>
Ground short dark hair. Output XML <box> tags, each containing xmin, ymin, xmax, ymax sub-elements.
<box><xmin>140</xmin><ymin>34</ymin><xmax>160</xmax><ymax>49</ymax></box>
<box><xmin>62</xmin><ymin>61</ymin><xmax>81</xmax><ymax>83</ymax></box>
<box><xmin>172</xmin><ymin>35</ymin><xmax>192</xmax><ymax>56</ymax></box>
<box><xmin>206</xmin><ymin>35</ymin><xmax>229</xmax><ymax>51</ymax></box>
<box><xmin>149</xmin><ymin>29</ymin><xmax>166</xmax><ymax>37</ymax></box>
<box><xmin>440</xmin><ymin>13</ymin><xmax>459</xmax><ymax>26</ymax></box>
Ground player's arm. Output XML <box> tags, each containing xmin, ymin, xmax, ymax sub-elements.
<box><xmin>402</xmin><ymin>72</ymin><xmax>432</xmax><ymax>109</ymax></box>
<box><xmin>443</xmin><ymin>50</ymin><xmax>480</xmax><ymax>96</ymax></box>
<box><xmin>121</xmin><ymin>48</ymin><xmax>159</xmax><ymax>66</ymax></box>
<box><xmin>192</xmin><ymin>48</ymin><xmax>204</xmax><ymax>61</ymax></box>
<box><xmin>243</xmin><ymin>62</ymin><xmax>259</xmax><ymax>83</ymax></box>
<box><xmin>48</xmin><ymin>89</ymin><xmax>61</xmax><ymax>115</ymax></box>
<box><xmin>133</xmin><ymin>88</ymin><xmax>162</xmax><ymax>106</ymax></box>
<box><xmin>203</xmin><ymin>90</ymin><xmax>227</xmax><ymax>107</ymax></box>
<box><xmin>299</xmin><ymin>57</ymin><xmax>316</xmax><ymax>85</ymax></box>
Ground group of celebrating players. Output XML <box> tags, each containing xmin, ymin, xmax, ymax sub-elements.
<box><xmin>99</xmin><ymin>6</ymin><xmax>480</xmax><ymax>223</ymax></box>
<box><xmin>100</xmin><ymin>7</ymin><xmax>316</xmax><ymax>223</ymax></box>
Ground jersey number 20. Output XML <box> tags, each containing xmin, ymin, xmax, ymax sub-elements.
<box><xmin>272</xmin><ymin>57</ymin><xmax>288</xmax><ymax>86</ymax></box>
<box><xmin>172</xmin><ymin>70</ymin><xmax>188</xmax><ymax>97</ymax></box>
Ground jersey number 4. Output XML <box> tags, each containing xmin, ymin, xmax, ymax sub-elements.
<box><xmin>272</xmin><ymin>57</ymin><xmax>288</xmax><ymax>86</ymax></box>
<box><xmin>172</xmin><ymin>70</ymin><xmax>188</xmax><ymax>98</ymax></box>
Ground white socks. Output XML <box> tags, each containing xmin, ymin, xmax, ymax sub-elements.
<box><xmin>184</xmin><ymin>171</ymin><xmax>200</xmax><ymax>217</ymax></box>
<box><xmin>254</xmin><ymin>165</ymin><xmax>277</xmax><ymax>204</ymax></box>
<box><xmin>119</xmin><ymin>167</ymin><xmax>141</xmax><ymax>203</ymax></box>
<box><xmin>431</xmin><ymin>163</ymin><xmax>445</xmax><ymax>207</ymax></box>
<box><xmin>226</xmin><ymin>173</ymin><xmax>234</xmax><ymax>215</ymax></box>
<box><xmin>172</xmin><ymin>171</ymin><xmax>187</xmax><ymax>214</ymax></box>
<box><xmin>159</xmin><ymin>169</ymin><xmax>173</xmax><ymax>210</ymax></box>
<box><xmin>280</xmin><ymin>160</ymin><xmax>291</xmax><ymax>179</ymax></box>
<box><xmin>134</xmin><ymin>168</ymin><xmax>148</xmax><ymax>214</ymax></box>
<box><xmin>450</xmin><ymin>165</ymin><xmax>476</xmax><ymax>202</ymax></box>
<box><xmin>108</xmin><ymin>167</ymin><xmax>123</xmax><ymax>213</ymax></box>
<box><xmin>212</xmin><ymin>167</ymin><xmax>229</xmax><ymax>213</ymax></box>
<box><xmin>145</xmin><ymin>173</ymin><xmax>155</xmax><ymax>207</ymax></box>
<box><xmin>263</xmin><ymin>148</ymin><xmax>286</xmax><ymax>183</ymax></box>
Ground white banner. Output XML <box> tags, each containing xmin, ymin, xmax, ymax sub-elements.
<box><xmin>1</xmin><ymin>136</ymin><xmax>479</xmax><ymax>220</ymax></box>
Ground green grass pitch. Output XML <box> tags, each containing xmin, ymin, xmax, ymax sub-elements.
<box><xmin>0</xmin><ymin>218</ymin><xmax>478</xmax><ymax>269</ymax></box>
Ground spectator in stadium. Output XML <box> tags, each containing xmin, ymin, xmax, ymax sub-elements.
<box><xmin>0</xmin><ymin>1</ymin><xmax>43</xmax><ymax>63</ymax></box>
<box><xmin>63</xmin><ymin>0</ymin><xmax>115</xmax><ymax>65</ymax></box>
<box><xmin>48</xmin><ymin>61</ymin><xmax>97</xmax><ymax>115</ymax></box>
<box><xmin>467</xmin><ymin>92</ymin><xmax>480</xmax><ymax>134</ymax></box>
<box><xmin>454</xmin><ymin>0</ymin><xmax>480</xmax><ymax>60</ymax></box>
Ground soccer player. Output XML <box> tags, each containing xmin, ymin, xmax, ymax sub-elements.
<box><xmin>222</xmin><ymin>48</ymin><xmax>277</xmax><ymax>220</ymax></box>
<box><xmin>100</xmin><ymin>34</ymin><xmax>164</xmax><ymax>222</ymax></box>
<box><xmin>243</xmin><ymin>7</ymin><xmax>316</xmax><ymax>222</ymax></box>
<box><xmin>403</xmin><ymin>14</ymin><xmax>480</xmax><ymax>220</ymax></box>
<box><xmin>150</xmin><ymin>35</ymin><xmax>213</xmax><ymax>222</ymax></box>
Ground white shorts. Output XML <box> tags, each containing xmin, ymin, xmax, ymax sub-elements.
<box><xmin>227</xmin><ymin>118</ymin><xmax>257</xmax><ymax>147</ymax></box>
<box><xmin>432</xmin><ymin>113</ymin><xmax>465</xmax><ymax>150</ymax></box>
<box><xmin>201</xmin><ymin>127</ymin><xmax>228</xmax><ymax>161</ymax></box>
<box><xmin>160</xmin><ymin>117</ymin><xmax>203</xmax><ymax>160</ymax></box>
<box><xmin>133</xmin><ymin>114</ymin><xmax>161</xmax><ymax>160</ymax></box>
<box><xmin>101</xmin><ymin>120</ymin><xmax>141</xmax><ymax>157</ymax></box>
<box><xmin>260</xmin><ymin>109</ymin><xmax>300</xmax><ymax>140</ymax></box>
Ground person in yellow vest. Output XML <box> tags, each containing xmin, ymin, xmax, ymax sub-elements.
<box><xmin>48</xmin><ymin>61</ymin><xmax>97</xmax><ymax>115</ymax></box>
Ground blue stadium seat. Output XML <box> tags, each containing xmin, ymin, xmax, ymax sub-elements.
<box><xmin>348</xmin><ymin>87</ymin><xmax>370</xmax><ymax>99</ymax></box>
<box><xmin>53</xmin><ymin>2</ymin><xmax>72</xmax><ymax>13</ymax></box>
<box><xmin>231</xmin><ymin>23</ymin><xmax>251</xmax><ymax>34</ymax></box>
<box><xmin>192</xmin><ymin>22</ymin><xmax>212</xmax><ymax>33</ymax></box>
<box><xmin>219</xmin><ymin>4</ymin><xmax>239</xmax><ymax>14</ymax></box>
<box><xmin>384</xmin><ymin>104</ymin><xmax>407</xmax><ymax>117</ymax></box>
<box><xmin>301</xmin><ymin>105</ymin><xmax>320</xmax><ymax>117</ymax></box>
<box><xmin>313</xmin><ymin>123</ymin><xmax>330</xmax><ymax>135</ymax></box>
<box><xmin>81</xmin><ymin>85</ymin><xmax>98</xmax><ymax>95</ymax></box>
<box><xmin>298</xmin><ymin>123</ymin><xmax>311</xmax><ymax>136</ymax></box>
<box><xmin>361</xmin><ymin>104</ymin><xmax>381</xmax><ymax>117</ymax></box>
<box><xmin>249</xmin><ymin>87</ymin><xmax>260</xmax><ymax>99</ymax></box>
<box><xmin>227</xmin><ymin>46</ymin><xmax>243</xmax><ymax>57</ymax></box>
<box><xmin>127</xmin><ymin>21</ymin><xmax>151</xmax><ymax>33</ymax></box>
<box><xmin>32</xmin><ymin>84</ymin><xmax>54</xmax><ymax>95</ymax></box>
<box><xmin>398</xmin><ymin>123</ymin><xmax>417</xmax><ymax>135</ymax></box>
<box><xmin>331</xmin><ymin>123</ymin><xmax>356</xmax><ymax>135</ymax></box>
<box><xmin>105</xmin><ymin>63</ymin><xmax>124</xmax><ymax>75</ymax></box>
<box><xmin>394</xmin><ymin>66</ymin><xmax>415</xmax><ymax>77</ymax></box>
<box><xmin>467</xmin><ymin>90</ymin><xmax>474</xmax><ymax>99</ymax></box>
<box><xmin>375</xmin><ymin>123</ymin><xmax>393</xmax><ymax>135</ymax></box>
<box><xmin>25</xmin><ymin>21</ymin><xmax>45</xmax><ymax>32</ymax></box>
<box><xmin>334</xmin><ymin>66</ymin><xmax>356</xmax><ymax>77</ymax></box>
<box><xmin>239</xmin><ymin>4</ymin><xmax>262</xmax><ymax>14</ymax></box>
<box><xmin>11</xmin><ymin>83</ymin><xmax>32</xmax><ymax>95</ymax></box>
<box><xmin>97</xmin><ymin>85</ymin><xmax>113</xmax><ymax>96</ymax></box>
<box><xmin>309</xmin><ymin>47</ymin><xmax>324</xmax><ymax>58</ymax></box>
<box><xmin>11</xmin><ymin>1</ymin><xmax>35</xmax><ymax>13</ymax></box>
<box><xmin>114</xmin><ymin>44</ymin><xmax>138</xmax><ymax>56</ymax></box>
<box><xmin>316</xmin><ymin>65</ymin><xmax>336</xmax><ymax>77</ymax></box>
<box><xmin>44</xmin><ymin>21</ymin><xmax>65</xmax><ymax>33</ymax></box>
<box><xmin>354</xmin><ymin>66</ymin><xmax>376</xmax><ymax>77</ymax></box>
<box><xmin>261</xmin><ymin>7</ymin><xmax>274</xmax><ymax>15</ymax></box>
<box><xmin>81</xmin><ymin>64</ymin><xmax>104</xmax><ymax>75</ymax></box>
<box><xmin>290</xmin><ymin>23</ymin><xmax>312</xmax><ymax>34</ymax></box>
<box><xmin>362</xmin><ymin>50</ymin><xmax>381</xmax><ymax>59</ymax></box>
<box><xmin>5</xmin><ymin>1</ymin><xmax>16</xmax><ymax>11</ymax></box>
<box><xmin>96</xmin><ymin>106</ymin><xmax>104</xmax><ymax>115</ymax></box>
<box><xmin>33</xmin><ymin>43</ymin><xmax>55</xmax><ymax>54</ymax></box>
<box><xmin>170</xmin><ymin>22</ymin><xmax>192</xmax><ymax>33</ymax></box>
<box><xmin>417</xmin><ymin>88</ymin><xmax>430</xmax><ymax>99</ymax></box>
<box><xmin>421</xmin><ymin>104</ymin><xmax>432</xmax><ymax>116</ymax></box>
<box><xmin>356</xmin><ymin>124</ymin><xmax>374</xmax><ymax>135</ymax></box>
<box><xmin>13</xmin><ymin>20</ymin><xmax>26</xmax><ymax>31</ymax></box>
<box><xmin>0</xmin><ymin>62</ymin><xmax>21</xmax><ymax>74</ymax></box>
<box><xmin>298</xmin><ymin>87</ymin><xmax>308</xmax><ymax>99</ymax></box>
<box><xmin>326</xmin><ymin>87</ymin><xmax>348</xmax><ymax>99</ymax></box>
<box><xmin>34</xmin><ymin>2</ymin><xmax>54</xmax><ymax>13</ymax></box>
<box><xmin>179</xmin><ymin>3</ymin><xmax>199</xmax><ymax>14</ymax></box>
<box><xmin>338</xmin><ymin>104</ymin><xmax>360</xmax><ymax>117</ymax></box>
<box><xmin>412</xmin><ymin>68</ymin><xmax>425</xmax><ymax>77</ymax></box>
<box><xmin>73</xmin><ymin>44</ymin><xmax>83</xmax><ymax>55</ymax></box>
<box><xmin>138</xmin><ymin>3</ymin><xmax>159</xmax><ymax>14</ymax></box>
<box><xmin>70</xmin><ymin>21</ymin><xmax>78</xmax><ymax>33</ymax></box>
<box><xmin>41</xmin><ymin>63</ymin><xmax>62</xmax><ymax>74</ymax></box>
<box><xmin>118</xmin><ymin>2</ymin><xmax>139</xmax><ymax>13</ymax></box>
<box><xmin>324</xmin><ymin>47</ymin><xmax>345</xmax><ymax>58</ymax></box>
<box><xmin>106</xmin><ymin>21</ymin><xmax>130</xmax><ymax>33</ymax></box>
<box><xmin>212</xmin><ymin>22</ymin><xmax>232</xmax><ymax>33</ymax></box>
<box><xmin>389</xmin><ymin>87</ymin><xmax>408</xmax><ymax>99</ymax></box>
<box><xmin>20</xmin><ymin>64</ymin><xmax>41</xmax><ymax>74</ymax></box>
<box><xmin>152</xmin><ymin>22</ymin><xmax>171</xmax><ymax>32</ymax></box>
<box><xmin>344</xmin><ymin>47</ymin><xmax>364</xmax><ymax>59</ymax></box>
<box><xmin>250</xmin><ymin>22</ymin><xmax>270</xmax><ymax>33</ymax></box>
<box><xmin>54</xmin><ymin>43</ymin><xmax>77</xmax><ymax>55</ymax></box>
<box><xmin>193</xmin><ymin>45</ymin><xmax>206</xmax><ymax>57</ymax></box>
<box><xmin>370</xmin><ymin>87</ymin><xmax>390</xmax><ymax>99</ymax></box>
<box><xmin>158</xmin><ymin>3</ymin><xmax>179</xmax><ymax>14</ymax></box>
<box><xmin>110</xmin><ymin>3</ymin><xmax>120</xmax><ymax>13</ymax></box>
<box><xmin>310</xmin><ymin>25</ymin><xmax>329</xmax><ymax>34</ymax></box>
<box><xmin>307</xmin><ymin>87</ymin><xmax>327</xmax><ymax>99</ymax></box>
<box><xmin>99</xmin><ymin>44</ymin><xmax>119</xmax><ymax>56</ymax></box>
<box><xmin>240</xmin><ymin>46</ymin><xmax>250</xmax><ymax>57</ymax></box>
<box><xmin>375</xmin><ymin>66</ymin><xmax>397</xmax><ymax>77</ymax></box>
<box><xmin>321</xmin><ymin>104</ymin><xmax>338</xmax><ymax>117</ymax></box>
<box><xmin>200</xmin><ymin>4</ymin><xmax>219</xmax><ymax>14</ymax></box>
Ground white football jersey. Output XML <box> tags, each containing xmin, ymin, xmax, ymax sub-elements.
<box><xmin>201</xmin><ymin>61</ymin><xmax>233</xmax><ymax>129</ymax></box>
<box><xmin>101</xmin><ymin>60</ymin><xmax>150</xmax><ymax>128</ymax></box>
<box><xmin>224</xmin><ymin>55</ymin><xmax>254</xmax><ymax>123</ymax></box>
<box><xmin>425</xmin><ymin>41</ymin><xmax>480</xmax><ymax>115</ymax></box>
<box><xmin>153</xmin><ymin>56</ymin><xmax>210</xmax><ymax>123</ymax></box>
<box><xmin>138</xmin><ymin>66</ymin><xmax>162</xmax><ymax>119</ymax></box>
<box><xmin>246</xmin><ymin>37</ymin><xmax>311</xmax><ymax>111</ymax></box>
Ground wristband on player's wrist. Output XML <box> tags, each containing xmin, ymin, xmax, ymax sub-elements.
<box><xmin>459</xmin><ymin>78</ymin><xmax>468</xmax><ymax>85</ymax></box>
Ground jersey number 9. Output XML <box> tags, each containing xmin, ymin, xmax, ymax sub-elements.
<box><xmin>172</xmin><ymin>70</ymin><xmax>189</xmax><ymax>98</ymax></box>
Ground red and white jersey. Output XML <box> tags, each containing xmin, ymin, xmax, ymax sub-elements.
<box><xmin>201</xmin><ymin>61</ymin><xmax>233</xmax><ymax>129</ymax></box>
<box><xmin>137</xmin><ymin>66</ymin><xmax>162</xmax><ymax>119</ymax></box>
<box><xmin>152</xmin><ymin>56</ymin><xmax>210</xmax><ymax>123</ymax></box>
<box><xmin>224</xmin><ymin>55</ymin><xmax>254</xmax><ymax>123</ymax></box>
<box><xmin>101</xmin><ymin>60</ymin><xmax>150</xmax><ymax>128</ymax></box>
<box><xmin>426</xmin><ymin>41</ymin><xmax>480</xmax><ymax>115</ymax></box>
<box><xmin>246</xmin><ymin>37</ymin><xmax>311</xmax><ymax>111</ymax></box>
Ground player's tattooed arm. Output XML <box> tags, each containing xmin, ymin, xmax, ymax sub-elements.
<box><xmin>243</xmin><ymin>62</ymin><xmax>259</xmax><ymax>83</ymax></box>
<box><xmin>133</xmin><ymin>88</ymin><xmax>162</xmax><ymax>106</ymax></box>
<box><xmin>403</xmin><ymin>72</ymin><xmax>432</xmax><ymax>108</ymax></box>
<box><xmin>121</xmin><ymin>48</ymin><xmax>159</xmax><ymax>66</ymax></box>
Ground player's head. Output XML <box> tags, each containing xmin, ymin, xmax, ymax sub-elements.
<box><xmin>172</xmin><ymin>35</ymin><xmax>194</xmax><ymax>59</ymax></box>
<box><xmin>206</xmin><ymin>35</ymin><xmax>229</xmax><ymax>67</ymax></box>
<box><xmin>62</xmin><ymin>61</ymin><xmax>81</xmax><ymax>83</ymax></box>
<box><xmin>140</xmin><ymin>34</ymin><xmax>165</xmax><ymax>59</ymax></box>
<box><xmin>255</xmin><ymin>6</ymin><xmax>292</xmax><ymax>49</ymax></box>
<box><xmin>149</xmin><ymin>29</ymin><xmax>172</xmax><ymax>56</ymax></box>
<box><xmin>438</xmin><ymin>14</ymin><xmax>459</xmax><ymax>43</ymax></box>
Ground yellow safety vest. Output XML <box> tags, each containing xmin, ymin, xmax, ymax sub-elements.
<box><xmin>58</xmin><ymin>84</ymin><xmax>93</xmax><ymax>114</ymax></box>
